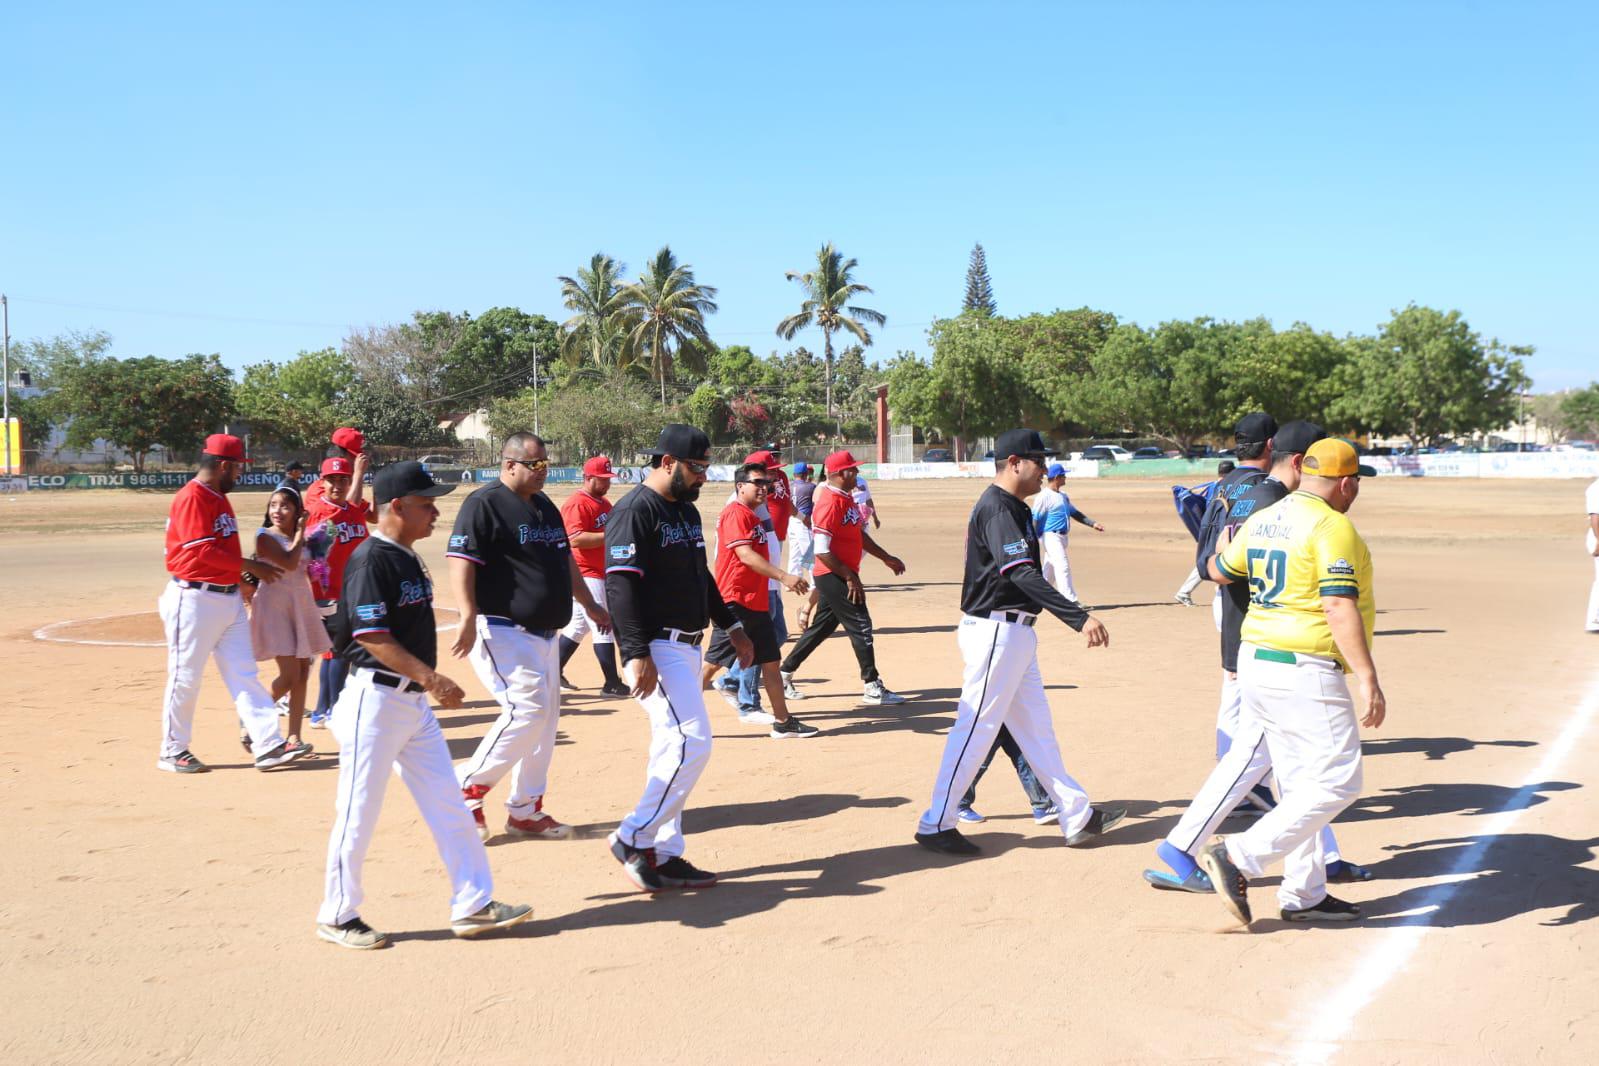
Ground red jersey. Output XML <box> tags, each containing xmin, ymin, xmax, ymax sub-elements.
<box><xmin>164</xmin><ymin>479</ymin><xmax>243</xmax><ymax>584</ymax></box>
<box><xmin>811</xmin><ymin>483</ymin><xmax>864</xmax><ymax>577</ymax></box>
<box><xmin>560</xmin><ymin>489</ymin><xmax>613</xmax><ymax>580</ymax></box>
<box><xmin>303</xmin><ymin>477</ymin><xmax>327</xmax><ymax>509</ymax></box>
<box><xmin>715</xmin><ymin>501</ymin><xmax>769</xmax><ymax>611</ymax></box>
<box><xmin>305</xmin><ymin>495</ymin><xmax>373</xmax><ymax>600</ymax></box>
<box><xmin>765</xmin><ymin>468</ymin><xmax>793</xmax><ymax>540</ymax></box>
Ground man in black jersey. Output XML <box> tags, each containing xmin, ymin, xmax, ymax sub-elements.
<box><xmin>316</xmin><ymin>461</ymin><xmax>531</xmax><ymax>950</ymax></box>
<box><xmin>604</xmin><ymin>425</ymin><xmax>753</xmax><ymax>892</ymax></box>
<box><xmin>1147</xmin><ymin>421</ymin><xmax>1375</xmax><ymax>891</ymax></box>
<box><xmin>914</xmin><ymin>429</ymin><xmax>1125</xmax><ymax>855</ymax></box>
<box><xmin>447</xmin><ymin>431</ymin><xmax>610</xmax><ymax>843</ymax></box>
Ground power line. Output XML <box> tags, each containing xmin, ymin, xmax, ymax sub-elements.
<box><xmin>6</xmin><ymin>295</ymin><xmax>350</xmax><ymax>330</ymax></box>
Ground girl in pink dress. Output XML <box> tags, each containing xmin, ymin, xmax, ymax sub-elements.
<box><xmin>248</xmin><ymin>485</ymin><xmax>330</xmax><ymax>755</ymax></box>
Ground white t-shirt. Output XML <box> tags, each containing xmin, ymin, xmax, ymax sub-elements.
<box><xmin>1586</xmin><ymin>478</ymin><xmax>1599</xmax><ymax>553</ymax></box>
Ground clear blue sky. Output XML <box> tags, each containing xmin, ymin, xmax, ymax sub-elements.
<box><xmin>4</xmin><ymin>2</ymin><xmax>1594</xmax><ymax>389</ymax></box>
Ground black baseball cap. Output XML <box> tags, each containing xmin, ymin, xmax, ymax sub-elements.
<box><xmin>1273</xmin><ymin>420</ymin><xmax>1324</xmax><ymax>456</ymax></box>
<box><xmin>994</xmin><ymin>428</ymin><xmax>1058</xmax><ymax>461</ymax></box>
<box><xmin>373</xmin><ymin>461</ymin><xmax>456</xmax><ymax>505</ymax></box>
<box><xmin>1234</xmin><ymin>412</ymin><xmax>1279</xmax><ymax>445</ymax></box>
<box><xmin>648</xmin><ymin>424</ymin><xmax>713</xmax><ymax>462</ymax></box>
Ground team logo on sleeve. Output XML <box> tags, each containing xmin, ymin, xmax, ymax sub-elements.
<box><xmin>1327</xmin><ymin>558</ymin><xmax>1356</xmax><ymax>576</ymax></box>
<box><xmin>609</xmin><ymin>543</ymin><xmax>637</xmax><ymax>560</ymax></box>
<box><xmin>1002</xmin><ymin>539</ymin><xmax>1028</xmax><ymax>557</ymax></box>
<box><xmin>354</xmin><ymin>602</ymin><xmax>387</xmax><ymax>622</ymax></box>
<box><xmin>448</xmin><ymin>534</ymin><xmax>469</xmax><ymax>549</ymax></box>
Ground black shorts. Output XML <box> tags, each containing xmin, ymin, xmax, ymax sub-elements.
<box><xmin>705</xmin><ymin>602</ymin><xmax>780</xmax><ymax>667</ymax></box>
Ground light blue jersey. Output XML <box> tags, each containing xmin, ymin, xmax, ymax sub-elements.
<box><xmin>1031</xmin><ymin>486</ymin><xmax>1090</xmax><ymax>537</ymax></box>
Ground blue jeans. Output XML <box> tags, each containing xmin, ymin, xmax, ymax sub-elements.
<box><xmin>721</xmin><ymin>594</ymin><xmax>787</xmax><ymax>711</ymax></box>
<box><xmin>962</xmin><ymin>725</ymin><xmax>1054</xmax><ymax>815</ymax></box>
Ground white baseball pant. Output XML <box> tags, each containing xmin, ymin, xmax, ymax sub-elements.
<box><xmin>1223</xmin><ymin>644</ymin><xmax>1364</xmax><ymax>911</ymax></box>
<box><xmin>616</xmin><ymin>638</ymin><xmax>711</xmax><ymax>860</ymax></box>
<box><xmin>1215</xmin><ymin>671</ymin><xmax>1242</xmax><ymax>757</ymax></box>
<box><xmin>457</xmin><ymin>618</ymin><xmax>562</xmax><ymax>819</ymax></box>
<box><xmin>1586</xmin><ymin>535</ymin><xmax>1599</xmax><ymax>632</ymax></box>
<box><xmin>787</xmin><ymin>521</ymin><xmax>815</xmax><ymax>576</ymax></box>
<box><xmin>158</xmin><ymin>581</ymin><xmax>286</xmax><ymax>759</ymax></box>
<box><xmin>1177</xmin><ymin>566</ymin><xmax>1203</xmax><ymax>598</ymax></box>
<box><xmin>560</xmin><ymin>576</ymin><xmax>614</xmax><ymax>645</ymax></box>
<box><xmin>319</xmin><ymin>668</ymin><xmax>494</xmax><ymax>926</ymax></box>
<box><xmin>918</xmin><ymin>614</ymin><xmax>1094</xmax><ymax>839</ymax></box>
<box><xmin>1039</xmin><ymin>531</ymin><xmax>1078</xmax><ymax>601</ymax></box>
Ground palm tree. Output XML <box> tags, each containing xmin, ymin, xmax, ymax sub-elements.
<box><xmin>776</xmin><ymin>243</ymin><xmax>886</xmax><ymax>419</ymax></box>
<box><xmin>557</xmin><ymin>253</ymin><xmax>636</xmax><ymax>369</ymax></box>
<box><xmin>619</xmin><ymin>246</ymin><xmax>719</xmax><ymax>410</ymax></box>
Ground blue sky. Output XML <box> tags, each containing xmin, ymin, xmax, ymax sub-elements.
<box><xmin>4</xmin><ymin>2</ymin><xmax>1594</xmax><ymax>389</ymax></box>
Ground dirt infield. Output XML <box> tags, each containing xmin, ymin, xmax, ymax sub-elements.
<box><xmin>3</xmin><ymin>478</ymin><xmax>1596</xmax><ymax>1065</ymax></box>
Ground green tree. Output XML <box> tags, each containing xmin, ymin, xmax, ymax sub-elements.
<box><xmin>963</xmin><ymin>243</ymin><xmax>996</xmax><ymax>315</ymax></box>
<box><xmin>8</xmin><ymin>329</ymin><xmax>113</xmax><ymax>387</ymax></box>
<box><xmin>558</xmin><ymin>254</ymin><xmax>637</xmax><ymax>370</ymax></box>
<box><xmin>490</xmin><ymin>370</ymin><xmax>660</xmax><ymax>462</ymax></box>
<box><xmin>336</xmin><ymin>378</ymin><xmax>450</xmax><ymax>449</ymax></box>
<box><xmin>619</xmin><ymin>246</ymin><xmax>719</xmax><ymax>410</ymax></box>
<box><xmin>1012</xmin><ymin>307</ymin><xmax>1119</xmax><ymax>427</ymax></box>
<box><xmin>234</xmin><ymin>347</ymin><xmax>353</xmax><ymax>450</ymax></box>
<box><xmin>440</xmin><ymin>307</ymin><xmax>561</xmax><ymax>402</ymax></box>
<box><xmin>50</xmin><ymin>353</ymin><xmax>235</xmax><ymax>471</ymax></box>
<box><xmin>890</xmin><ymin>315</ymin><xmax>1032</xmax><ymax>452</ymax></box>
<box><xmin>776</xmin><ymin>243</ymin><xmax>886</xmax><ymax>419</ymax></box>
<box><xmin>1071</xmin><ymin>320</ymin><xmax>1230</xmax><ymax>452</ymax></box>
<box><xmin>1330</xmin><ymin>305</ymin><xmax>1532</xmax><ymax>448</ymax></box>
<box><xmin>1560</xmin><ymin>383</ymin><xmax>1599</xmax><ymax>440</ymax></box>
<box><xmin>342</xmin><ymin>313</ymin><xmax>463</xmax><ymax>405</ymax></box>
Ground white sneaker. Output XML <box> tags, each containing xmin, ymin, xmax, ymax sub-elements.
<box><xmin>276</xmin><ymin>694</ymin><xmax>291</xmax><ymax>715</ymax></box>
<box><xmin>1175</xmin><ymin>593</ymin><xmax>1196</xmax><ymax>607</ymax></box>
<box><xmin>737</xmin><ymin>708</ymin><xmax>777</xmax><ymax>725</ymax></box>
<box><xmin>780</xmin><ymin>671</ymin><xmax>805</xmax><ymax>700</ymax></box>
<box><xmin>863</xmin><ymin>681</ymin><xmax>906</xmax><ymax>705</ymax></box>
<box><xmin>717</xmin><ymin>688</ymin><xmax>741</xmax><ymax>711</ymax></box>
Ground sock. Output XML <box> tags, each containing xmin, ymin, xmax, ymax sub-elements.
<box><xmin>594</xmin><ymin>642</ymin><xmax>621</xmax><ymax>685</ymax></box>
<box><xmin>1156</xmin><ymin>841</ymin><xmax>1199</xmax><ymax>879</ymax></box>
<box><xmin>558</xmin><ymin>636</ymin><xmax>580</xmax><ymax>668</ymax></box>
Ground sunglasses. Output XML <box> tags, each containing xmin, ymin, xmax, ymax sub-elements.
<box><xmin>675</xmin><ymin>459</ymin><xmax>708</xmax><ymax>475</ymax></box>
<box><xmin>741</xmin><ymin>479</ymin><xmax>771</xmax><ymax>489</ymax></box>
<box><xmin>504</xmin><ymin>458</ymin><xmax>549</xmax><ymax>472</ymax></box>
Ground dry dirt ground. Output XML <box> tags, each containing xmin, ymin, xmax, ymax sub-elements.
<box><xmin>2</xmin><ymin>478</ymin><xmax>1597</xmax><ymax>1065</ymax></box>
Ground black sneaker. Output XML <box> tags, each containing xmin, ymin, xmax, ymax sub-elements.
<box><xmin>608</xmin><ymin>832</ymin><xmax>664</xmax><ymax>892</ymax></box>
<box><xmin>770</xmin><ymin>716</ymin><xmax>820</xmax><ymax>739</ymax></box>
<box><xmin>600</xmin><ymin>680</ymin><xmax>631</xmax><ymax>697</ymax></box>
<box><xmin>1064</xmin><ymin>805</ymin><xmax>1127</xmax><ymax>846</ymax></box>
<box><xmin>317</xmin><ymin>916</ymin><xmax>389</xmax><ymax>950</ymax></box>
<box><xmin>560</xmin><ymin>674</ymin><xmax>578</xmax><ymax>691</ymax></box>
<box><xmin>1197</xmin><ymin>840</ymin><xmax>1253</xmax><ymax>926</ymax></box>
<box><xmin>914</xmin><ymin>828</ymin><xmax>980</xmax><ymax>856</ymax></box>
<box><xmin>1281</xmin><ymin>894</ymin><xmax>1362</xmax><ymax>922</ymax></box>
<box><xmin>655</xmin><ymin>855</ymin><xmax>718</xmax><ymax>889</ymax></box>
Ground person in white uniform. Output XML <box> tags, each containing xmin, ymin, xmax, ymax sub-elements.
<box><xmin>1586</xmin><ymin>476</ymin><xmax>1599</xmax><ymax>633</ymax></box>
<box><xmin>1029</xmin><ymin>463</ymin><xmax>1104</xmax><ymax>602</ymax></box>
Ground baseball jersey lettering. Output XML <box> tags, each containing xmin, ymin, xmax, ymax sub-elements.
<box><xmin>447</xmin><ymin>482</ymin><xmax>574</xmax><ymax>631</ymax></box>
<box><xmin>560</xmin><ymin>489</ymin><xmax>613</xmax><ymax>579</ymax></box>
<box><xmin>1217</xmin><ymin>490</ymin><xmax>1375</xmax><ymax>667</ymax></box>
<box><xmin>164</xmin><ymin>479</ymin><xmax>243</xmax><ymax>584</ymax></box>
<box><xmin>304</xmin><ymin>496</ymin><xmax>372</xmax><ymax>600</ymax></box>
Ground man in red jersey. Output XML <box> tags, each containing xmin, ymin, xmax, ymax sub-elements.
<box><xmin>304</xmin><ymin>452</ymin><xmax>374</xmax><ymax>726</ymax></box>
<box><xmin>743</xmin><ymin>448</ymin><xmax>793</xmax><ymax>646</ymax></box>
<box><xmin>157</xmin><ymin>434</ymin><xmax>313</xmax><ymax>774</ymax></box>
<box><xmin>303</xmin><ymin>426</ymin><xmax>366</xmax><ymax>511</ymax></box>
<box><xmin>778</xmin><ymin>450</ymin><xmax>909</xmax><ymax>705</ymax></box>
<box><xmin>557</xmin><ymin>455</ymin><xmax>628</xmax><ymax>696</ymax></box>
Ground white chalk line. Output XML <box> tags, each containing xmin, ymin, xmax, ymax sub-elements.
<box><xmin>32</xmin><ymin>609</ymin><xmax>460</xmax><ymax>647</ymax></box>
<box><xmin>1287</xmin><ymin>666</ymin><xmax>1599</xmax><ymax>1065</ymax></box>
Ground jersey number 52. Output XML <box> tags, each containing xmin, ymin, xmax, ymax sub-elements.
<box><xmin>1244</xmin><ymin>548</ymin><xmax>1288</xmax><ymax>607</ymax></box>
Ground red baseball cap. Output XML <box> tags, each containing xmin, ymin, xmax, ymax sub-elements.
<box><xmin>320</xmin><ymin>457</ymin><xmax>354</xmax><ymax>478</ymax></box>
<box><xmin>824</xmin><ymin>450</ymin><xmax>861</xmax><ymax>474</ymax></box>
<box><xmin>331</xmin><ymin>427</ymin><xmax>365</xmax><ymax>454</ymax></box>
<box><xmin>744</xmin><ymin>450</ymin><xmax>781</xmax><ymax>469</ymax></box>
<box><xmin>583</xmin><ymin>455</ymin><xmax>616</xmax><ymax>479</ymax></box>
<box><xmin>203</xmin><ymin>433</ymin><xmax>249</xmax><ymax>462</ymax></box>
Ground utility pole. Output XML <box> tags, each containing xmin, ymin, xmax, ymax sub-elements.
<box><xmin>3</xmin><ymin>293</ymin><xmax>12</xmax><ymax>476</ymax></box>
<box><xmin>532</xmin><ymin>342</ymin><xmax>540</xmax><ymax>437</ymax></box>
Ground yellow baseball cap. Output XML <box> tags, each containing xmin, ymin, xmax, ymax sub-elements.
<box><xmin>1303</xmin><ymin>438</ymin><xmax>1376</xmax><ymax>478</ymax></box>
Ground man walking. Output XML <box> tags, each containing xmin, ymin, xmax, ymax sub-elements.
<box><xmin>317</xmin><ymin>461</ymin><xmax>531</xmax><ymax>949</ymax></box>
<box><xmin>604</xmin><ymin>425</ymin><xmax>753</xmax><ymax>892</ymax></box>
<box><xmin>915</xmin><ymin>429</ymin><xmax>1123</xmax><ymax>855</ymax></box>
<box><xmin>157</xmin><ymin>433</ymin><xmax>309</xmax><ymax>774</ymax></box>
<box><xmin>1198</xmin><ymin>439</ymin><xmax>1387</xmax><ymax>926</ymax></box>
<box><xmin>448</xmin><ymin>433</ymin><xmax>609</xmax><ymax>842</ymax></box>
<box><xmin>788</xmin><ymin>463</ymin><xmax>820</xmax><ymax>630</ymax></box>
<box><xmin>557</xmin><ymin>455</ymin><xmax>629</xmax><ymax>695</ymax></box>
<box><xmin>779</xmin><ymin>450</ymin><xmax>909</xmax><ymax>705</ymax></box>
<box><xmin>1585</xmin><ymin>474</ymin><xmax>1599</xmax><ymax>633</ymax></box>
<box><xmin>1030</xmin><ymin>462</ymin><xmax>1104</xmax><ymax>602</ymax></box>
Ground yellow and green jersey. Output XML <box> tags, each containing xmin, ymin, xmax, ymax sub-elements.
<box><xmin>1216</xmin><ymin>490</ymin><xmax>1375</xmax><ymax>668</ymax></box>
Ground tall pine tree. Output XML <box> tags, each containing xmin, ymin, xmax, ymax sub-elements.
<box><xmin>963</xmin><ymin>243</ymin><xmax>996</xmax><ymax>315</ymax></box>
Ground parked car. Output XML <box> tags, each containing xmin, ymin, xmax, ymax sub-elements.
<box><xmin>1493</xmin><ymin>442</ymin><xmax>1542</xmax><ymax>452</ymax></box>
<box><xmin>922</xmin><ymin>448</ymin><xmax>955</xmax><ymax>463</ymax></box>
<box><xmin>1081</xmin><ymin>445</ymin><xmax>1132</xmax><ymax>463</ymax></box>
<box><xmin>416</xmin><ymin>454</ymin><xmax>459</xmax><ymax>470</ymax></box>
<box><xmin>1130</xmin><ymin>447</ymin><xmax>1165</xmax><ymax>461</ymax></box>
<box><xmin>1185</xmin><ymin>444</ymin><xmax>1216</xmax><ymax>459</ymax></box>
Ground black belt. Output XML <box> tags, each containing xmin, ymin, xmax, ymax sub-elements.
<box><xmin>173</xmin><ymin>578</ymin><xmax>239</xmax><ymax>594</ymax></box>
<box><xmin>991</xmin><ymin>610</ymin><xmax>1037</xmax><ymax>627</ymax></box>
<box><xmin>655</xmin><ymin>629</ymin><xmax>703</xmax><ymax>645</ymax></box>
<box><xmin>484</xmin><ymin>616</ymin><xmax>557</xmax><ymax>639</ymax></box>
<box><xmin>369</xmin><ymin>670</ymin><xmax>425</xmax><ymax>693</ymax></box>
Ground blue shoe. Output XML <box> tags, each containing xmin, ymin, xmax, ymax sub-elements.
<box><xmin>957</xmin><ymin>807</ymin><xmax>985</xmax><ymax>824</ymax></box>
<box><xmin>1142</xmin><ymin>867</ymin><xmax>1214</xmax><ymax>893</ymax></box>
<box><xmin>1327</xmin><ymin>859</ymin><xmax>1375</xmax><ymax>883</ymax></box>
<box><xmin>308</xmin><ymin>712</ymin><xmax>329</xmax><ymax>730</ymax></box>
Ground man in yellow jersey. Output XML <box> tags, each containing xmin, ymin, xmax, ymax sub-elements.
<box><xmin>1196</xmin><ymin>438</ymin><xmax>1386</xmax><ymax>926</ymax></box>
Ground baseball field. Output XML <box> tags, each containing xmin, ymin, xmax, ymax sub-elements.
<box><xmin>3</xmin><ymin>477</ymin><xmax>1595</xmax><ymax>1065</ymax></box>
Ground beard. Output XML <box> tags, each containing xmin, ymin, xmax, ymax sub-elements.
<box><xmin>670</xmin><ymin>465</ymin><xmax>702</xmax><ymax>502</ymax></box>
